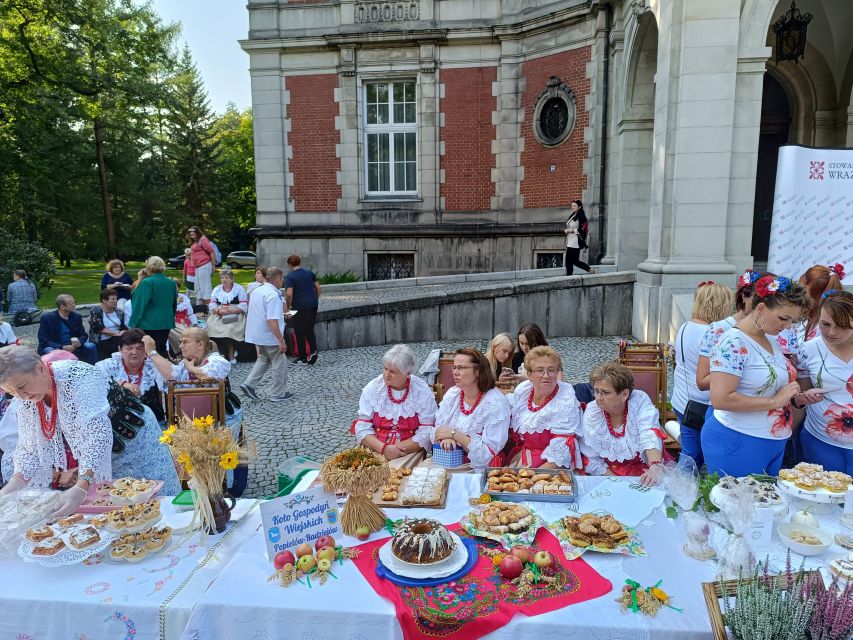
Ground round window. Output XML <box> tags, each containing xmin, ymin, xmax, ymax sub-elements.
<box><xmin>532</xmin><ymin>77</ymin><xmax>576</xmax><ymax>148</ymax></box>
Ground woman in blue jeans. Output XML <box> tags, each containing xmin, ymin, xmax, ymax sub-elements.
<box><xmin>671</xmin><ymin>282</ymin><xmax>734</xmax><ymax>466</ymax></box>
<box><xmin>702</xmin><ymin>275</ymin><xmax>820</xmax><ymax>477</ymax></box>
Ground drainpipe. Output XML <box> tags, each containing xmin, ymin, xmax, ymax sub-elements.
<box><xmin>595</xmin><ymin>1</ymin><xmax>612</xmax><ymax>264</ymax></box>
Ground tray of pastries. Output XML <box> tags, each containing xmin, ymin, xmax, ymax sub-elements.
<box><xmin>104</xmin><ymin>500</ymin><xmax>162</xmax><ymax>534</ymax></box>
<box><xmin>710</xmin><ymin>475</ymin><xmax>787</xmax><ymax>514</ymax></box>
<box><xmin>108</xmin><ymin>525</ymin><xmax>173</xmax><ymax>563</ymax></box>
<box><xmin>19</xmin><ymin>512</ymin><xmax>119</xmax><ymax>567</ymax></box>
<box><xmin>481</xmin><ymin>467</ymin><xmax>577</xmax><ymax>503</ymax></box>
<box><xmin>78</xmin><ymin>477</ymin><xmax>164</xmax><ymax>513</ymax></box>
<box><xmin>461</xmin><ymin>501</ymin><xmax>542</xmax><ymax>548</ymax></box>
<box><xmin>552</xmin><ymin>512</ymin><xmax>646</xmax><ymax>560</ymax></box>
<box><xmin>777</xmin><ymin>463</ymin><xmax>852</xmax><ymax>503</ymax></box>
<box><xmin>373</xmin><ymin>467</ymin><xmax>451</xmax><ymax>508</ymax></box>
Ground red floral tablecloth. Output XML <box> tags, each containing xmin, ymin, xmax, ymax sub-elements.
<box><xmin>352</xmin><ymin>523</ymin><xmax>612</xmax><ymax>640</ymax></box>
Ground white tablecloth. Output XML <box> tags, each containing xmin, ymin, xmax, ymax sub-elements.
<box><xmin>0</xmin><ymin>499</ymin><xmax>260</xmax><ymax>640</ymax></box>
<box><xmin>179</xmin><ymin>476</ymin><xmax>723</xmax><ymax>640</ymax></box>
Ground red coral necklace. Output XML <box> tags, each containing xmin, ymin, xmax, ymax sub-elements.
<box><xmin>527</xmin><ymin>384</ymin><xmax>559</xmax><ymax>412</ymax></box>
<box><xmin>37</xmin><ymin>366</ymin><xmax>59</xmax><ymax>440</ymax></box>
<box><xmin>459</xmin><ymin>390</ymin><xmax>484</xmax><ymax>416</ymax></box>
<box><xmin>604</xmin><ymin>401</ymin><xmax>629</xmax><ymax>438</ymax></box>
<box><xmin>387</xmin><ymin>378</ymin><xmax>411</xmax><ymax>405</ymax></box>
<box><xmin>123</xmin><ymin>358</ymin><xmax>144</xmax><ymax>385</ymax></box>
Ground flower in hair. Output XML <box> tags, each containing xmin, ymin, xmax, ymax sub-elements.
<box><xmin>737</xmin><ymin>270</ymin><xmax>761</xmax><ymax>289</ymax></box>
<box><xmin>830</xmin><ymin>263</ymin><xmax>846</xmax><ymax>280</ymax></box>
<box><xmin>697</xmin><ymin>280</ymin><xmax>716</xmax><ymax>288</ymax></box>
<box><xmin>822</xmin><ymin>288</ymin><xmax>839</xmax><ymax>300</ymax></box>
<box><xmin>754</xmin><ymin>275</ymin><xmax>791</xmax><ymax>298</ymax></box>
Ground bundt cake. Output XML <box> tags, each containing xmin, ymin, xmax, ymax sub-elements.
<box><xmin>391</xmin><ymin>518</ymin><xmax>456</xmax><ymax>564</ymax></box>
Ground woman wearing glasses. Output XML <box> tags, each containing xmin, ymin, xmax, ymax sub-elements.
<box><xmin>431</xmin><ymin>348</ymin><xmax>510</xmax><ymax>470</ymax></box>
<box><xmin>580</xmin><ymin>363</ymin><xmax>667</xmax><ymax>486</ymax></box>
<box><xmin>505</xmin><ymin>346</ymin><xmax>583</xmax><ymax>469</ymax></box>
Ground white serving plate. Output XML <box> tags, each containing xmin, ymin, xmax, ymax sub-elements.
<box><xmin>377</xmin><ymin>531</ymin><xmax>468</xmax><ymax>579</ymax></box>
<box><xmin>709</xmin><ymin>484</ymin><xmax>788</xmax><ymax>517</ymax></box>
<box><xmin>777</xmin><ymin>479</ymin><xmax>848</xmax><ymax>505</ymax></box>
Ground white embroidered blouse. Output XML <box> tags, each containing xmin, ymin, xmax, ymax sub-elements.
<box><xmin>432</xmin><ymin>386</ymin><xmax>510</xmax><ymax>469</ymax></box>
<box><xmin>96</xmin><ymin>352</ymin><xmax>164</xmax><ymax>396</ymax></box>
<box><xmin>508</xmin><ymin>380</ymin><xmax>583</xmax><ymax>468</ymax></box>
<box><xmin>171</xmin><ymin>352</ymin><xmax>232</xmax><ymax>381</ymax></box>
<box><xmin>353</xmin><ymin>375</ymin><xmax>437</xmax><ymax>449</ymax></box>
<box><xmin>13</xmin><ymin>360</ymin><xmax>113</xmax><ymax>487</ymax></box>
<box><xmin>580</xmin><ymin>390</ymin><xmax>662</xmax><ymax>475</ymax></box>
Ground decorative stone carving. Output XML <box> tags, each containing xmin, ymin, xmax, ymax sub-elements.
<box><xmin>630</xmin><ymin>0</ymin><xmax>650</xmax><ymax>17</ymax></box>
<box><xmin>355</xmin><ymin>1</ymin><xmax>420</xmax><ymax>24</ymax></box>
<box><xmin>532</xmin><ymin>76</ymin><xmax>577</xmax><ymax>148</ymax></box>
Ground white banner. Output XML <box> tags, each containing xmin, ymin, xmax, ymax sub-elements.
<box><xmin>767</xmin><ymin>145</ymin><xmax>853</xmax><ymax>284</ymax></box>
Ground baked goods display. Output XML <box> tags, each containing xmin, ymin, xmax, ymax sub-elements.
<box><xmin>391</xmin><ymin>518</ymin><xmax>456</xmax><ymax>565</ymax></box>
<box><xmin>0</xmin><ymin>490</ymin><xmax>63</xmax><ymax>556</ymax></box>
<box><xmin>485</xmin><ymin>468</ymin><xmax>574</xmax><ymax>496</ymax></box>
<box><xmin>78</xmin><ymin>477</ymin><xmax>164</xmax><ymax>513</ymax></box>
<box><xmin>32</xmin><ymin>537</ymin><xmax>65</xmax><ymax>556</ymax></box>
<box><xmin>105</xmin><ymin>500</ymin><xmax>162</xmax><ymax>533</ymax></box>
<box><xmin>471</xmin><ymin>502</ymin><xmax>535</xmax><ymax>535</ymax></box>
<box><xmin>374</xmin><ymin>466</ymin><xmax>449</xmax><ymax>508</ymax></box>
<box><xmin>560</xmin><ymin>514</ymin><xmax>630</xmax><ymax>550</ymax></box>
<box><xmin>778</xmin><ymin>463</ymin><xmax>852</xmax><ymax>494</ymax></box>
<box><xmin>68</xmin><ymin>526</ymin><xmax>101</xmax><ymax>550</ymax></box>
<box><xmin>829</xmin><ymin>555</ymin><xmax>853</xmax><ymax>581</ymax></box>
<box><xmin>714</xmin><ymin>475</ymin><xmax>785</xmax><ymax>507</ymax></box>
<box><xmin>108</xmin><ymin>525</ymin><xmax>173</xmax><ymax>562</ymax></box>
<box><xmin>20</xmin><ymin>512</ymin><xmax>118</xmax><ymax>565</ymax></box>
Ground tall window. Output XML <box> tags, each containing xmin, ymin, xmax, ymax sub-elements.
<box><xmin>364</xmin><ymin>80</ymin><xmax>417</xmax><ymax>195</ymax></box>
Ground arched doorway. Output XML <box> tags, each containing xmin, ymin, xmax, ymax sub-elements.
<box><xmin>751</xmin><ymin>73</ymin><xmax>791</xmax><ymax>263</ymax></box>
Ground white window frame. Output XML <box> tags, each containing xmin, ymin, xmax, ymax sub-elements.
<box><xmin>362</xmin><ymin>79</ymin><xmax>418</xmax><ymax>197</ymax></box>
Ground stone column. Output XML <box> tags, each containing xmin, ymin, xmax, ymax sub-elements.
<box><xmin>491</xmin><ymin>38</ymin><xmax>525</xmax><ymax>212</ymax></box>
<box><xmin>634</xmin><ymin>0</ymin><xmax>747</xmax><ymax>341</ymax></box>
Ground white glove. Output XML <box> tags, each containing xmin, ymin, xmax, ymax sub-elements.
<box><xmin>0</xmin><ymin>474</ymin><xmax>29</xmax><ymax>498</ymax></box>
<box><xmin>49</xmin><ymin>485</ymin><xmax>88</xmax><ymax>518</ymax></box>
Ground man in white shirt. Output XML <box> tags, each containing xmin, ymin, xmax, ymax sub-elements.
<box><xmin>241</xmin><ymin>266</ymin><xmax>292</xmax><ymax>402</ymax></box>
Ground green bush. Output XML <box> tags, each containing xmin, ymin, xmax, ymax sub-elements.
<box><xmin>0</xmin><ymin>237</ymin><xmax>56</xmax><ymax>297</ymax></box>
<box><xmin>317</xmin><ymin>271</ymin><xmax>361</xmax><ymax>285</ymax></box>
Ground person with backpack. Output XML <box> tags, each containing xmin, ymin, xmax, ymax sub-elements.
<box><xmin>6</xmin><ymin>270</ymin><xmax>40</xmax><ymax>325</ymax></box>
<box><xmin>187</xmin><ymin>225</ymin><xmax>219</xmax><ymax>305</ymax></box>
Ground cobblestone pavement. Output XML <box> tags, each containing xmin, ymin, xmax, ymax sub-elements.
<box><xmin>10</xmin><ymin>323</ymin><xmax>628</xmax><ymax>498</ymax></box>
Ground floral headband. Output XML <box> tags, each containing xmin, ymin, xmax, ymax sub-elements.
<box><xmin>697</xmin><ymin>280</ymin><xmax>716</xmax><ymax>288</ymax></box>
<box><xmin>754</xmin><ymin>275</ymin><xmax>791</xmax><ymax>298</ymax></box>
<box><xmin>822</xmin><ymin>288</ymin><xmax>840</xmax><ymax>300</ymax></box>
<box><xmin>737</xmin><ymin>270</ymin><xmax>762</xmax><ymax>289</ymax></box>
<box><xmin>830</xmin><ymin>263</ymin><xmax>846</xmax><ymax>280</ymax></box>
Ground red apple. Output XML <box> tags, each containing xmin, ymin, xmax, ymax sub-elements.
<box><xmin>296</xmin><ymin>554</ymin><xmax>316</xmax><ymax>573</ymax></box>
<box><xmin>355</xmin><ymin>526</ymin><xmax>370</xmax><ymax>541</ymax></box>
<box><xmin>533</xmin><ymin>550</ymin><xmax>553</xmax><ymax>569</ymax></box>
<box><xmin>510</xmin><ymin>545</ymin><xmax>531</xmax><ymax>564</ymax></box>
<box><xmin>274</xmin><ymin>550</ymin><xmax>296</xmax><ymax>570</ymax></box>
<box><xmin>499</xmin><ymin>555</ymin><xmax>524</xmax><ymax>580</ymax></box>
<box><xmin>315</xmin><ymin>535</ymin><xmax>336</xmax><ymax>551</ymax></box>
<box><xmin>316</xmin><ymin>547</ymin><xmax>337</xmax><ymax>562</ymax></box>
<box><xmin>296</xmin><ymin>543</ymin><xmax>313</xmax><ymax>558</ymax></box>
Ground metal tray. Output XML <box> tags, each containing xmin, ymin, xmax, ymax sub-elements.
<box><xmin>480</xmin><ymin>467</ymin><xmax>578</xmax><ymax>503</ymax></box>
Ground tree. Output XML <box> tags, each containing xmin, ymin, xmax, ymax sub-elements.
<box><xmin>214</xmin><ymin>105</ymin><xmax>256</xmax><ymax>251</ymax></box>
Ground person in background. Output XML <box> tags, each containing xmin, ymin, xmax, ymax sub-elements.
<box><xmin>285</xmin><ymin>255</ymin><xmax>320</xmax><ymax>365</ymax></box>
<box><xmin>241</xmin><ymin>266</ymin><xmax>291</xmax><ymax>402</ymax></box>
<box><xmin>188</xmin><ymin>226</ymin><xmax>216</xmax><ymax>305</ymax></box>
<box><xmin>703</xmin><ymin>275</ymin><xmax>815</xmax><ymax>477</ymax></box>
<box><xmin>96</xmin><ymin>329</ymin><xmax>166</xmax><ymax>424</ymax></box>
<box><xmin>795</xmin><ymin>291</ymin><xmax>853</xmax><ymax>474</ymax></box>
<box><xmin>6</xmin><ymin>270</ymin><xmax>39</xmax><ymax>320</ymax></box>
<box><xmin>671</xmin><ymin>282</ymin><xmax>734</xmax><ymax>467</ymax></box>
<box><xmin>351</xmin><ymin>345</ymin><xmax>437</xmax><ymax>468</ymax></box>
<box><xmin>207</xmin><ymin>268</ymin><xmax>248</xmax><ymax>364</ymax></box>
<box><xmin>580</xmin><ymin>363</ymin><xmax>666</xmax><ymax>486</ymax></box>
<box><xmin>0</xmin><ymin>313</ymin><xmax>18</xmax><ymax>347</ymax></box>
<box><xmin>796</xmin><ymin>263</ymin><xmax>844</xmax><ymax>343</ymax></box>
<box><xmin>182</xmin><ymin>248</ymin><xmax>196</xmax><ymax>301</ymax></box>
<box><xmin>246</xmin><ymin>266</ymin><xmax>267</xmax><ymax>298</ymax></box>
<box><xmin>128</xmin><ymin>256</ymin><xmax>176</xmax><ymax>358</ymax></box>
<box><xmin>485</xmin><ymin>332</ymin><xmax>516</xmax><ymax>382</ymax></box>
<box><xmin>430</xmin><ymin>347</ymin><xmax>510</xmax><ymax>470</ymax></box>
<box><xmin>167</xmin><ymin>279</ymin><xmax>199</xmax><ymax>358</ymax></box>
<box><xmin>100</xmin><ymin>259</ymin><xmax>133</xmax><ymax>312</ymax></box>
<box><xmin>564</xmin><ymin>200</ymin><xmax>594</xmax><ymax>276</ymax></box>
<box><xmin>511</xmin><ymin>323</ymin><xmax>566</xmax><ymax>382</ymax></box>
<box><xmin>37</xmin><ymin>294</ymin><xmax>97</xmax><ymax>364</ymax></box>
<box><xmin>88</xmin><ymin>288</ymin><xmax>127</xmax><ymax>360</ymax></box>
<box><xmin>123</xmin><ymin>267</ymin><xmax>149</xmax><ymax>325</ymax></box>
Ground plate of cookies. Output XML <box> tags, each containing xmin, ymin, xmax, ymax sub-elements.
<box><xmin>460</xmin><ymin>501</ymin><xmax>543</xmax><ymax>548</ymax></box>
<box><xmin>551</xmin><ymin>512</ymin><xmax>645</xmax><ymax>560</ymax></box>
<box><xmin>107</xmin><ymin>525</ymin><xmax>173</xmax><ymax>563</ymax></box>
<box><xmin>78</xmin><ymin>477</ymin><xmax>164</xmax><ymax>513</ymax></box>
<box><xmin>19</xmin><ymin>512</ymin><xmax>119</xmax><ymax>567</ymax></box>
<box><xmin>777</xmin><ymin>463</ymin><xmax>852</xmax><ymax>504</ymax></box>
<box><xmin>481</xmin><ymin>467</ymin><xmax>577</xmax><ymax>503</ymax></box>
<box><xmin>373</xmin><ymin>467</ymin><xmax>451</xmax><ymax>508</ymax></box>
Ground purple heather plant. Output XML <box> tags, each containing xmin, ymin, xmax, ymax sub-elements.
<box><xmin>803</xmin><ymin>571</ymin><xmax>853</xmax><ymax>640</ymax></box>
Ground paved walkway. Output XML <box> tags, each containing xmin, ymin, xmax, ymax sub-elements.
<box><xmin>10</xmin><ymin>324</ymin><xmax>627</xmax><ymax>498</ymax></box>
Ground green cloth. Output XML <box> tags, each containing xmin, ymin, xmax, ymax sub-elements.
<box><xmin>128</xmin><ymin>273</ymin><xmax>177</xmax><ymax>330</ymax></box>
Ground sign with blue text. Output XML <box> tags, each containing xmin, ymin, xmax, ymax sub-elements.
<box><xmin>259</xmin><ymin>488</ymin><xmax>340</xmax><ymax>560</ymax></box>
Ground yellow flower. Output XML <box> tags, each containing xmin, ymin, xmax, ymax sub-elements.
<box><xmin>192</xmin><ymin>417</ymin><xmax>206</xmax><ymax>430</ymax></box>
<box><xmin>204</xmin><ymin>415</ymin><xmax>215</xmax><ymax>427</ymax></box>
<box><xmin>212</xmin><ymin>437</ymin><xmax>220</xmax><ymax>447</ymax></box>
<box><xmin>478</xmin><ymin>493</ymin><xmax>492</xmax><ymax>505</ymax></box>
<box><xmin>650</xmin><ymin>587</ymin><xmax>669</xmax><ymax>602</ymax></box>
<box><xmin>159</xmin><ymin>424</ymin><xmax>177</xmax><ymax>444</ymax></box>
<box><xmin>219</xmin><ymin>451</ymin><xmax>239</xmax><ymax>470</ymax></box>
<box><xmin>492</xmin><ymin>553</ymin><xmax>505</xmax><ymax>567</ymax></box>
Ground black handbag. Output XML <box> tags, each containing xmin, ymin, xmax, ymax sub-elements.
<box><xmin>678</xmin><ymin>327</ymin><xmax>709</xmax><ymax>430</ymax></box>
<box><xmin>107</xmin><ymin>382</ymin><xmax>147</xmax><ymax>454</ymax></box>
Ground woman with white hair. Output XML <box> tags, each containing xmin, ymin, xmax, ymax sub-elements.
<box><xmin>128</xmin><ymin>256</ymin><xmax>177</xmax><ymax>357</ymax></box>
<box><xmin>351</xmin><ymin>344</ymin><xmax>438</xmax><ymax>468</ymax></box>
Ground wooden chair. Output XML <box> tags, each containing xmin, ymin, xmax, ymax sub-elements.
<box><xmin>165</xmin><ymin>378</ymin><xmax>227</xmax><ymax>427</ymax></box>
<box><xmin>432</xmin><ymin>354</ymin><xmax>456</xmax><ymax>403</ymax></box>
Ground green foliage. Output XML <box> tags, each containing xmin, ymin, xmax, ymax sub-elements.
<box><xmin>694</xmin><ymin>472</ymin><xmax>720</xmax><ymax>513</ymax></box>
<box><xmin>318</xmin><ymin>271</ymin><xmax>362</xmax><ymax>285</ymax></box>
<box><xmin>0</xmin><ymin>237</ymin><xmax>56</xmax><ymax>294</ymax></box>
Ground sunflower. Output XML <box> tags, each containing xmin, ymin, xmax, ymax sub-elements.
<box><xmin>159</xmin><ymin>424</ymin><xmax>177</xmax><ymax>444</ymax></box>
<box><xmin>219</xmin><ymin>451</ymin><xmax>239</xmax><ymax>470</ymax></box>
<box><xmin>177</xmin><ymin>452</ymin><xmax>194</xmax><ymax>473</ymax></box>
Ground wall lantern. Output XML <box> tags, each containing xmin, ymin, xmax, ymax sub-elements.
<box><xmin>772</xmin><ymin>1</ymin><xmax>813</xmax><ymax>64</ymax></box>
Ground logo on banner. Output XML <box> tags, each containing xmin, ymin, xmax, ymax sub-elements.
<box><xmin>809</xmin><ymin>161</ymin><xmax>825</xmax><ymax>180</ymax></box>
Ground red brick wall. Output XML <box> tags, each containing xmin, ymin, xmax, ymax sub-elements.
<box><xmin>287</xmin><ymin>74</ymin><xmax>341</xmax><ymax>212</ymax></box>
<box><xmin>520</xmin><ymin>47</ymin><xmax>591</xmax><ymax>208</ymax></box>
<box><xmin>440</xmin><ymin>67</ymin><xmax>497</xmax><ymax>211</ymax></box>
